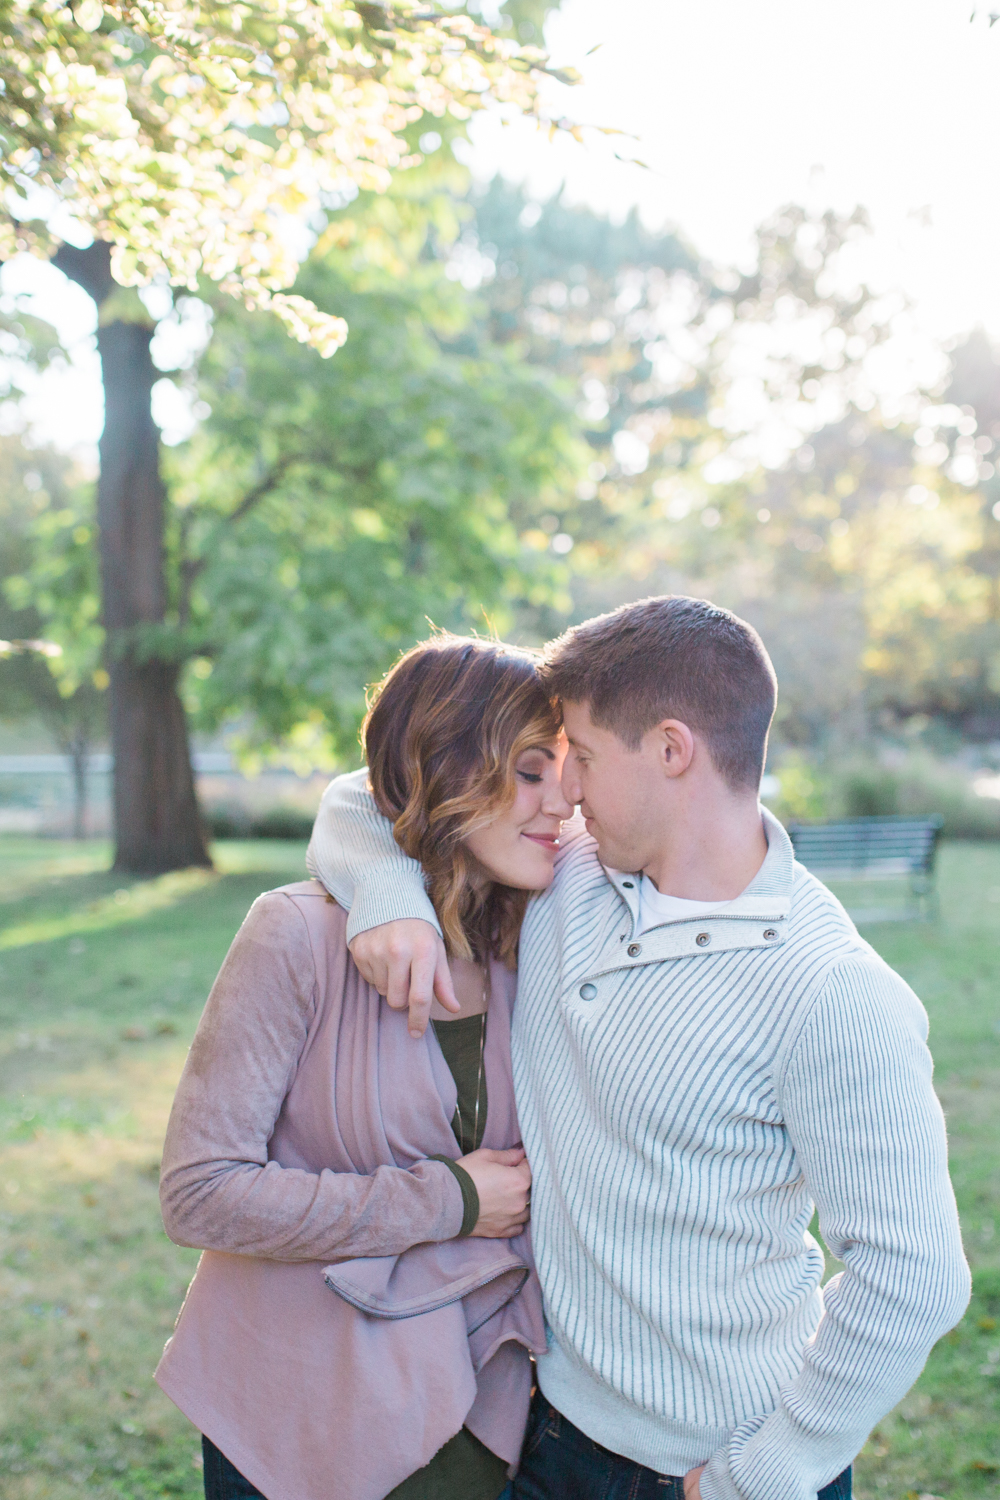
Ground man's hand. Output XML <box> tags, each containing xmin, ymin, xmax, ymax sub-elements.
<box><xmin>349</xmin><ymin>919</ymin><xmax>459</xmax><ymax>1037</ymax></box>
<box><xmin>683</xmin><ymin>1465</ymin><xmax>706</xmax><ymax>1498</ymax></box>
<box><xmin>458</xmin><ymin>1147</ymin><xmax>532</xmax><ymax>1238</ymax></box>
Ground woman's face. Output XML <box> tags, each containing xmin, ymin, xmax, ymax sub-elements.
<box><xmin>463</xmin><ymin>736</ymin><xmax>573</xmax><ymax>890</ymax></box>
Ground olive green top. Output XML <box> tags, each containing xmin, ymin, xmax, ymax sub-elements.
<box><xmin>432</xmin><ymin>1011</ymin><xmax>489</xmax><ymax>1154</ymax></box>
<box><xmin>384</xmin><ymin>1424</ymin><xmax>509</xmax><ymax>1500</ymax></box>
<box><xmin>386</xmin><ymin>1014</ymin><xmax>506</xmax><ymax>1500</ymax></box>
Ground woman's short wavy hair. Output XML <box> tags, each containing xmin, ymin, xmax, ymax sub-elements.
<box><xmin>362</xmin><ymin>633</ymin><xmax>562</xmax><ymax>966</ymax></box>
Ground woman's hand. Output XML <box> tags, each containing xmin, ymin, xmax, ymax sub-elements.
<box><xmin>457</xmin><ymin>1147</ymin><xmax>532</xmax><ymax>1238</ymax></box>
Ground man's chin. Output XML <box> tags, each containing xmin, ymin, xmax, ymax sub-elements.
<box><xmin>587</xmin><ymin>828</ymin><xmax>641</xmax><ymax>876</ymax></box>
<box><xmin>591</xmin><ymin>832</ymin><xmax>629</xmax><ymax>870</ymax></box>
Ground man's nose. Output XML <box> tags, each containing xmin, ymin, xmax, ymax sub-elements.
<box><xmin>560</xmin><ymin>763</ymin><xmax>582</xmax><ymax>808</ymax></box>
<box><xmin>543</xmin><ymin>778</ymin><xmax>576</xmax><ymax>818</ymax></box>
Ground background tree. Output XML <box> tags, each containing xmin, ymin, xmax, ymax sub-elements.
<box><xmin>447</xmin><ymin>179</ymin><xmax>710</xmax><ymax>637</ymax></box>
<box><xmin>8</xmin><ymin>130</ymin><xmax>999</xmax><ymax>832</ymax></box>
<box><xmin>0</xmin><ymin>0</ymin><xmax>569</xmax><ymax>872</ymax></box>
<box><xmin>160</xmin><ymin>198</ymin><xmax>583</xmax><ymax>760</ymax></box>
<box><xmin>0</xmin><ymin>435</ymin><xmax>105</xmax><ymax>837</ymax></box>
<box><xmin>555</xmin><ymin>203</ymin><xmax>1000</xmax><ymax>759</ymax></box>
<box><xmin>445</xmin><ymin>190</ymin><xmax>1000</xmax><ymax>763</ymax></box>
<box><xmin>0</xmin><ymin>172</ymin><xmax>583</xmax><ymax>801</ymax></box>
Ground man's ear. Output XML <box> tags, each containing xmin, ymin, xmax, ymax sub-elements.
<box><xmin>656</xmin><ymin>719</ymin><xmax>696</xmax><ymax>779</ymax></box>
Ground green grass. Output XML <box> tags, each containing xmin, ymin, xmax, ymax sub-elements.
<box><xmin>0</xmin><ymin>838</ymin><xmax>997</xmax><ymax>1499</ymax></box>
<box><xmin>0</xmin><ymin>838</ymin><xmax>308</xmax><ymax>1500</ymax></box>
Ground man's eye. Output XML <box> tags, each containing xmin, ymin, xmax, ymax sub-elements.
<box><xmin>517</xmin><ymin>771</ymin><xmax>543</xmax><ymax>784</ymax></box>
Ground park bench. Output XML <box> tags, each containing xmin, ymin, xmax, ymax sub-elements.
<box><xmin>787</xmin><ymin>815</ymin><xmax>943</xmax><ymax>921</ymax></box>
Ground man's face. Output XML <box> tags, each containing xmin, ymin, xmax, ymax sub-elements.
<box><xmin>560</xmin><ymin>700</ymin><xmax>669</xmax><ymax>873</ymax></box>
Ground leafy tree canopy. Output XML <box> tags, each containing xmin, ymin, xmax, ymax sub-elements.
<box><xmin>0</xmin><ymin>0</ymin><xmax>572</xmax><ymax>351</ymax></box>
<box><xmin>170</xmin><ymin>225</ymin><xmax>582</xmax><ymax>760</ymax></box>
<box><xmin>1</xmin><ymin>174</ymin><xmax>585</xmax><ymax>767</ymax></box>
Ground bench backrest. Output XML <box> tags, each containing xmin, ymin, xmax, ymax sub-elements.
<box><xmin>787</xmin><ymin>816</ymin><xmax>943</xmax><ymax>877</ymax></box>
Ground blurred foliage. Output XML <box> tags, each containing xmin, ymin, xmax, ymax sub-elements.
<box><xmin>456</xmin><ymin>178</ymin><xmax>707</xmax><ymax>636</ymax></box>
<box><xmin>5</xmin><ymin>166</ymin><xmax>1000</xmax><ymax>781</ymax></box>
<box><xmin>153</xmin><ymin>182</ymin><xmax>584</xmax><ymax>760</ymax></box>
<box><xmin>0</xmin><ymin>438</ymin><xmax>106</xmax><ymax>781</ymax></box>
<box><xmin>204</xmin><ymin>804</ymin><xmax>317</xmax><ymax>840</ymax></box>
<box><xmin>479</xmin><ymin>193</ymin><xmax>1000</xmax><ymax>752</ymax></box>
<box><xmin>764</xmin><ymin>752</ymin><xmax>1000</xmax><ymax>841</ymax></box>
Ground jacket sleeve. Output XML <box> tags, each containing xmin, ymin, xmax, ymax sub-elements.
<box><xmin>306</xmin><ymin>768</ymin><xmax>441</xmax><ymax>943</ymax></box>
<box><xmin>699</xmin><ymin>954</ymin><xmax>970</xmax><ymax>1500</ymax></box>
<box><xmin>159</xmin><ymin>891</ymin><xmax>464</xmax><ymax>1261</ymax></box>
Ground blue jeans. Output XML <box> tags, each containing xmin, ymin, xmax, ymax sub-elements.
<box><xmin>512</xmin><ymin>1393</ymin><xmax>852</xmax><ymax>1500</ymax></box>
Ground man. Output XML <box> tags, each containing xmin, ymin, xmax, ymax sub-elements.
<box><xmin>306</xmin><ymin>596</ymin><xmax>969</xmax><ymax>1500</ymax></box>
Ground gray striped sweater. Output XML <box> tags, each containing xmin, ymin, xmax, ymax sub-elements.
<box><xmin>306</xmin><ymin>773</ymin><xmax>970</xmax><ymax>1500</ymax></box>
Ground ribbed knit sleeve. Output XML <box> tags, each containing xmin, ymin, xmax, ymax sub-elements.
<box><xmin>306</xmin><ymin>769</ymin><xmax>440</xmax><ymax>944</ymax></box>
<box><xmin>699</xmin><ymin>954</ymin><xmax>970</xmax><ymax>1500</ymax></box>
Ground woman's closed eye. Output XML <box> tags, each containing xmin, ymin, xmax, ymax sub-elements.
<box><xmin>517</xmin><ymin>771</ymin><xmax>543</xmax><ymax>784</ymax></box>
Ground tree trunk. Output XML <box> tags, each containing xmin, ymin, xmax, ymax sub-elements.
<box><xmin>54</xmin><ymin>242</ymin><xmax>210</xmax><ymax>873</ymax></box>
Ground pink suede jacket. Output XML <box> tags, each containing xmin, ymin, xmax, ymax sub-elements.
<box><xmin>156</xmin><ymin>881</ymin><xmax>546</xmax><ymax>1500</ymax></box>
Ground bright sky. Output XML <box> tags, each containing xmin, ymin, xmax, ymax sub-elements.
<box><xmin>3</xmin><ymin>0</ymin><xmax>999</xmax><ymax>451</ymax></box>
<box><xmin>487</xmin><ymin>0</ymin><xmax>1000</xmax><ymax>341</ymax></box>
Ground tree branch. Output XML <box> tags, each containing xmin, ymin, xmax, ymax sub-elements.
<box><xmin>51</xmin><ymin>241</ymin><xmax>115</xmax><ymax>307</ymax></box>
<box><xmin>226</xmin><ymin>455</ymin><xmax>298</xmax><ymax>525</ymax></box>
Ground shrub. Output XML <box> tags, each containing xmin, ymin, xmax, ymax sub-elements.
<box><xmin>766</xmin><ymin>751</ymin><xmax>1000</xmax><ymax>839</ymax></box>
<box><xmin>763</xmin><ymin>755</ymin><xmax>833</xmax><ymax>826</ymax></box>
<box><xmin>249</xmin><ymin>808</ymin><xmax>316</xmax><ymax>840</ymax></box>
<box><xmin>204</xmin><ymin>804</ymin><xmax>316</xmax><ymax>840</ymax></box>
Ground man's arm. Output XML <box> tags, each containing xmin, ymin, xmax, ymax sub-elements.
<box><xmin>307</xmin><ymin>768</ymin><xmax>439</xmax><ymax>939</ymax></box>
<box><xmin>307</xmin><ymin>769</ymin><xmax>458</xmax><ymax>1034</ymax></box>
<box><xmin>307</xmin><ymin>770</ymin><xmax>589</xmax><ymax>1035</ymax></box>
<box><xmin>699</xmin><ymin>955</ymin><xmax>970</xmax><ymax>1500</ymax></box>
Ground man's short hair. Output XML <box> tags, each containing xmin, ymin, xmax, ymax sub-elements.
<box><xmin>542</xmin><ymin>595</ymin><xmax>777</xmax><ymax>791</ymax></box>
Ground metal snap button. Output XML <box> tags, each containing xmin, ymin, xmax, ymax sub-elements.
<box><xmin>627</xmin><ymin>942</ymin><xmax>642</xmax><ymax>957</ymax></box>
<box><xmin>763</xmin><ymin>928</ymin><xmax>778</xmax><ymax>941</ymax></box>
<box><xmin>579</xmin><ymin>982</ymin><xmax>597</xmax><ymax>1001</ymax></box>
<box><xmin>695</xmin><ymin>932</ymin><xmax>711</xmax><ymax>947</ymax></box>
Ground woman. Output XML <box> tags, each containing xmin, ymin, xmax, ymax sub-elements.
<box><xmin>156</xmin><ymin>634</ymin><xmax>573</xmax><ymax>1500</ymax></box>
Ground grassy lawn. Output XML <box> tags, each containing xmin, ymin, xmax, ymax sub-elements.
<box><xmin>0</xmin><ymin>837</ymin><xmax>997</xmax><ymax>1499</ymax></box>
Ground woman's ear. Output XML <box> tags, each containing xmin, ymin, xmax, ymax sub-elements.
<box><xmin>657</xmin><ymin>719</ymin><xmax>696</xmax><ymax>779</ymax></box>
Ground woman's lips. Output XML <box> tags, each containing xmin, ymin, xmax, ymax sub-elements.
<box><xmin>522</xmin><ymin>832</ymin><xmax>559</xmax><ymax>849</ymax></box>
